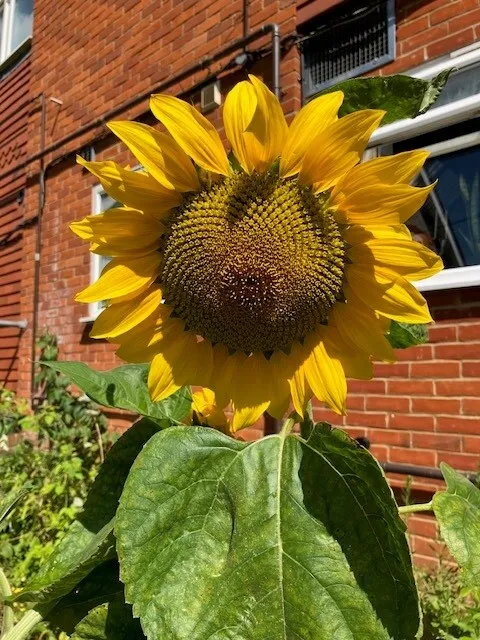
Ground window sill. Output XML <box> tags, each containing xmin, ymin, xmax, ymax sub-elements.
<box><xmin>79</xmin><ymin>315</ymin><xmax>98</xmax><ymax>324</ymax></box>
<box><xmin>416</xmin><ymin>265</ymin><xmax>480</xmax><ymax>292</ymax></box>
<box><xmin>0</xmin><ymin>37</ymin><xmax>32</xmax><ymax>76</ymax></box>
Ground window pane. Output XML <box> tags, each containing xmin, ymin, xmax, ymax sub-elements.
<box><xmin>430</xmin><ymin>64</ymin><xmax>480</xmax><ymax>111</ymax></box>
<box><xmin>0</xmin><ymin>5</ymin><xmax>4</xmax><ymax>58</ymax></box>
<box><xmin>11</xmin><ymin>0</ymin><xmax>33</xmax><ymax>52</ymax></box>
<box><xmin>416</xmin><ymin>147</ymin><xmax>480</xmax><ymax>269</ymax></box>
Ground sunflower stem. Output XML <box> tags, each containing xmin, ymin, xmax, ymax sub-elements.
<box><xmin>279</xmin><ymin>415</ymin><xmax>297</xmax><ymax>438</ymax></box>
<box><xmin>398</xmin><ymin>501</ymin><xmax>433</xmax><ymax>515</ymax></box>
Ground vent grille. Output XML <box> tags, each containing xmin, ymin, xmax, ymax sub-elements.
<box><xmin>302</xmin><ymin>0</ymin><xmax>395</xmax><ymax>98</ymax></box>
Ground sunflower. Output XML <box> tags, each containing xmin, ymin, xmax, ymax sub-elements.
<box><xmin>71</xmin><ymin>75</ymin><xmax>442</xmax><ymax>431</ymax></box>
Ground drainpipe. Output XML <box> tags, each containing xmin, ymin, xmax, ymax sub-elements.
<box><xmin>30</xmin><ymin>93</ymin><xmax>46</xmax><ymax>403</ymax></box>
<box><xmin>0</xmin><ymin>319</ymin><xmax>27</xmax><ymax>329</ymax></box>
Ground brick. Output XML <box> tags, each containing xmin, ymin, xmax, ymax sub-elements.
<box><xmin>346</xmin><ymin>411</ymin><xmax>387</xmax><ymax>428</ymax></box>
<box><xmin>396</xmin><ymin>345</ymin><xmax>434</xmax><ymax>361</ymax></box>
<box><xmin>410</xmin><ymin>361</ymin><xmax>460</xmax><ymax>379</ymax></box>
<box><xmin>463</xmin><ymin>362</ymin><xmax>480</xmax><ymax>377</ymax></box>
<box><xmin>435</xmin><ymin>343</ymin><xmax>480</xmax><ymax>360</ymax></box>
<box><xmin>389</xmin><ymin>447</ymin><xmax>437</xmax><ymax>467</ymax></box>
<box><xmin>373</xmin><ymin>362</ymin><xmax>409</xmax><ymax>378</ymax></box>
<box><xmin>411</xmin><ymin>433</ymin><xmax>462</xmax><ymax>452</ymax></box>
<box><xmin>407</xmin><ymin>515</ymin><xmax>438</xmax><ymax>539</ymax></box>
<box><xmin>397</xmin><ymin>15</ymin><xmax>429</xmax><ymax>40</ymax></box>
<box><xmin>402</xmin><ymin>23</ymin><xmax>449</xmax><ymax>54</ymax></box>
<box><xmin>411</xmin><ymin>397</ymin><xmax>461</xmax><ymax>415</ymax></box>
<box><xmin>427</xmin><ymin>324</ymin><xmax>457</xmax><ymax>343</ymax></box>
<box><xmin>366</xmin><ymin>396</ymin><xmax>410</xmax><ymax>413</ymax></box>
<box><xmin>427</xmin><ymin>28</ymin><xmax>475</xmax><ymax>58</ymax></box>
<box><xmin>389</xmin><ymin>414</ymin><xmax>435</xmax><ymax>432</ymax></box>
<box><xmin>458</xmin><ymin>323</ymin><xmax>480</xmax><ymax>341</ymax></box>
<box><xmin>438</xmin><ymin>452</ymin><xmax>480</xmax><ymax>472</ymax></box>
<box><xmin>368</xmin><ymin>429</ymin><xmax>410</xmax><ymax>447</ymax></box>
<box><xmin>463</xmin><ymin>398</ymin><xmax>480</xmax><ymax>415</ymax></box>
<box><xmin>430</xmin><ymin>0</ymin><xmax>478</xmax><ymax>25</ymax></box>
<box><xmin>463</xmin><ymin>436</ymin><xmax>480</xmax><ymax>454</ymax></box>
<box><xmin>387</xmin><ymin>380</ymin><xmax>434</xmax><ymax>396</ymax></box>
<box><xmin>435</xmin><ymin>380</ymin><xmax>480</xmax><ymax>396</ymax></box>
<box><xmin>437</xmin><ymin>416</ymin><xmax>480</xmax><ymax>435</ymax></box>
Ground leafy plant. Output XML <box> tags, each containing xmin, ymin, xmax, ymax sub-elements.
<box><xmin>0</xmin><ymin>332</ymin><xmax>114</xmax><ymax>639</ymax></box>
<box><xmin>417</xmin><ymin>561</ymin><xmax>480</xmax><ymax>640</ymax></box>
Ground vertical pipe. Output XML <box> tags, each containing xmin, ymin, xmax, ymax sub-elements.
<box><xmin>30</xmin><ymin>93</ymin><xmax>46</xmax><ymax>404</ymax></box>
<box><xmin>243</xmin><ymin>0</ymin><xmax>249</xmax><ymax>46</ymax></box>
<box><xmin>271</xmin><ymin>24</ymin><xmax>281</xmax><ymax>99</ymax></box>
<box><xmin>264</xmin><ymin>24</ymin><xmax>282</xmax><ymax>436</ymax></box>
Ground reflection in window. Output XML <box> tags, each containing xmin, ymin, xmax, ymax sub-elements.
<box><xmin>388</xmin><ymin>118</ymin><xmax>480</xmax><ymax>271</ymax></box>
<box><xmin>0</xmin><ymin>0</ymin><xmax>33</xmax><ymax>64</ymax></box>
<box><xmin>11</xmin><ymin>0</ymin><xmax>33</xmax><ymax>52</ymax></box>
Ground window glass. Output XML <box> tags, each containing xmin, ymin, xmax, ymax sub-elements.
<box><xmin>430</xmin><ymin>64</ymin><xmax>480</xmax><ymax>111</ymax></box>
<box><xmin>10</xmin><ymin>0</ymin><xmax>33</xmax><ymax>51</ymax></box>
<box><xmin>0</xmin><ymin>5</ymin><xmax>4</xmax><ymax>57</ymax></box>
<box><xmin>387</xmin><ymin>119</ymin><xmax>480</xmax><ymax>270</ymax></box>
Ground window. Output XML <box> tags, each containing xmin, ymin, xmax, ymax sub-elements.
<box><xmin>368</xmin><ymin>44</ymin><xmax>480</xmax><ymax>292</ymax></box>
<box><xmin>82</xmin><ymin>185</ymin><xmax>119</xmax><ymax>322</ymax></box>
<box><xmin>301</xmin><ymin>0</ymin><xmax>395</xmax><ymax>97</ymax></box>
<box><xmin>0</xmin><ymin>0</ymin><xmax>33</xmax><ymax>65</ymax></box>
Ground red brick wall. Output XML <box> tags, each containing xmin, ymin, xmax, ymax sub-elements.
<box><xmin>0</xmin><ymin>0</ymin><xmax>479</xmax><ymax>559</ymax></box>
<box><xmin>0</xmin><ymin>56</ymin><xmax>31</xmax><ymax>391</ymax></box>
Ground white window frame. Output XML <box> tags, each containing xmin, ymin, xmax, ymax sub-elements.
<box><xmin>79</xmin><ymin>184</ymin><xmax>115</xmax><ymax>323</ymax></box>
<box><xmin>0</xmin><ymin>0</ymin><xmax>33</xmax><ymax>67</ymax></box>
<box><xmin>368</xmin><ymin>43</ymin><xmax>480</xmax><ymax>292</ymax></box>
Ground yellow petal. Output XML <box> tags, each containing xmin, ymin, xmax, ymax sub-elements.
<box><xmin>349</xmin><ymin>238</ymin><xmax>443</xmax><ymax>281</ymax></box>
<box><xmin>242</xmin><ymin>74</ymin><xmax>288</xmax><ymax>172</ymax></box>
<box><xmin>336</xmin><ymin>182</ymin><xmax>435</xmax><ymax>225</ymax></box>
<box><xmin>324</xmin><ymin>326</ymin><xmax>375</xmax><ymax>379</ymax></box>
<box><xmin>280</xmin><ymin>91</ymin><xmax>343</xmax><ymax>178</ymax></box>
<box><xmin>208</xmin><ymin>344</ymin><xmax>231</xmax><ymax>411</ymax></box>
<box><xmin>114</xmin><ymin>307</ymin><xmax>172</xmax><ymax>363</ymax></box>
<box><xmin>149</xmin><ymin>332</ymin><xmax>213</xmax><ymax>402</ymax></box>
<box><xmin>75</xmin><ymin>253</ymin><xmax>161</xmax><ymax>303</ymax></box>
<box><xmin>225</xmin><ymin>352</ymin><xmax>271</xmax><ymax>432</ymax></box>
<box><xmin>346</xmin><ymin>264</ymin><xmax>433</xmax><ymax>323</ymax></box>
<box><xmin>77</xmin><ymin>157</ymin><xmax>181</xmax><ymax>216</ymax></box>
<box><xmin>303</xmin><ymin>332</ymin><xmax>347</xmax><ymax>415</ymax></box>
<box><xmin>150</xmin><ymin>94</ymin><xmax>230</xmax><ymax>176</ymax></box>
<box><xmin>223</xmin><ymin>80</ymin><xmax>258</xmax><ymax>174</ymax></box>
<box><xmin>344</xmin><ymin>224</ymin><xmax>411</xmax><ymax>245</ymax></box>
<box><xmin>107</xmin><ymin>121</ymin><xmax>199</xmax><ymax>192</ymax></box>
<box><xmin>299</xmin><ymin>110</ymin><xmax>385</xmax><ymax>191</ymax></box>
<box><xmin>90</xmin><ymin>286</ymin><xmax>162</xmax><ymax>339</ymax></box>
<box><xmin>332</xmin><ymin>150</ymin><xmax>429</xmax><ymax>201</ymax></box>
<box><xmin>192</xmin><ymin>388</ymin><xmax>229</xmax><ymax>431</ymax></box>
<box><xmin>70</xmin><ymin>208</ymin><xmax>163</xmax><ymax>250</ymax></box>
<box><xmin>267</xmin><ymin>352</ymin><xmax>291</xmax><ymax>420</ymax></box>
<box><xmin>331</xmin><ymin>299</ymin><xmax>395</xmax><ymax>362</ymax></box>
<box><xmin>288</xmin><ymin>360</ymin><xmax>312</xmax><ymax>419</ymax></box>
<box><xmin>90</xmin><ymin>240</ymin><xmax>160</xmax><ymax>258</ymax></box>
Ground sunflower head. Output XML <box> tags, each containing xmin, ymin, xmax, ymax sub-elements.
<box><xmin>72</xmin><ymin>75</ymin><xmax>442</xmax><ymax>431</ymax></box>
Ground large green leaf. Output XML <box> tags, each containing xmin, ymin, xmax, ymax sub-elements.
<box><xmin>322</xmin><ymin>70</ymin><xmax>451</xmax><ymax>124</ymax></box>
<box><xmin>116</xmin><ymin>424</ymin><xmax>418</xmax><ymax>639</ymax></box>
<box><xmin>47</xmin><ymin>560</ymin><xmax>144</xmax><ymax>638</ymax></box>
<box><xmin>71</xmin><ymin>602</ymin><xmax>145</xmax><ymax>640</ymax></box>
<box><xmin>433</xmin><ymin>463</ymin><xmax>480</xmax><ymax>590</ymax></box>
<box><xmin>13</xmin><ymin>418</ymin><xmax>161</xmax><ymax>604</ymax></box>
<box><xmin>41</xmin><ymin>361</ymin><xmax>191</xmax><ymax>424</ymax></box>
<box><xmin>387</xmin><ymin>320</ymin><xmax>428</xmax><ymax>349</ymax></box>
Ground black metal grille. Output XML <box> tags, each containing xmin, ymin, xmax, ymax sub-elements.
<box><xmin>302</xmin><ymin>0</ymin><xmax>395</xmax><ymax>97</ymax></box>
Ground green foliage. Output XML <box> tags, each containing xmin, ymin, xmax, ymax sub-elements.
<box><xmin>433</xmin><ymin>464</ymin><xmax>480</xmax><ymax>592</ymax></box>
<box><xmin>0</xmin><ymin>332</ymin><xmax>113</xmax><ymax>589</ymax></box>
<box><xmin>387</xmin><ymin>321</ymin><xmax>429</xmax><ymax>349</ymax></box>
<box><xmin>417</xmin><ymin>561</ymin><xmax>480</xmax><ymax>640</ymax></box>
<box><xmin>115</xmin><ymin>423</ymin><xmax>418</xmax><ymax>639</ymax></box>
<box><xmin>41</xmin><ymin>361</ymin><xmax>192</xmax><ymax>426</ymax></box>
<box><xmin>322</xmin><ymin>70</ymin><xmax>452</xmax><ymax>124</ymax></box>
